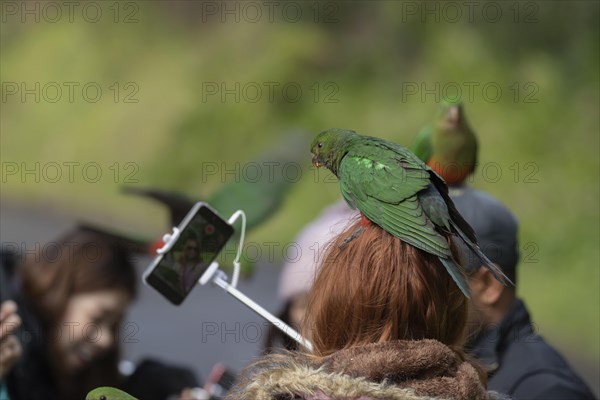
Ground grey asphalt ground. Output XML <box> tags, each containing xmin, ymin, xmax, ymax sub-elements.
<box><xmin>1</xmin><ymin>200</ymin><xmax>598</xmax><ymax>396</ymax></box>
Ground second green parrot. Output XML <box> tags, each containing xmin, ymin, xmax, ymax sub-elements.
<box><xmin>412</xmin><ymin>101</ymin><xmax>478</xmax><ymax>186</ymax></box>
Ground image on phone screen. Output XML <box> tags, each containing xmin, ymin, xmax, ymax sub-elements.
<box><xmin>144</xmin><ymin>203</ymin><xmax>234</xmax><ymax>305</ymax></box>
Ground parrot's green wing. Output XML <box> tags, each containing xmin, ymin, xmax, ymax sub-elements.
<box><xmin>339</xmin><ymin>154</ymin><xmax>425</xmax><ymax>204</ymax></box>
<box><xmin>338</xmin><ymin>141</ymin><xmax>450</xmax><ymax>257</ymax></box>
<box><xmin>86</xmin><ymin>387</ymin><xmax>138</xmax><ymax>400</ymax></box>
<box><xmin>208</xmin><ymin>178</ymin><xmax>282</xmax><ymax>231</ymax></box>
<box><xmin>209</xmin><ymin>131</ymin><xmax>310</xmax><ymax>275</ymax></box>
<box><xmin>358</xmin><ymin>194</ymin><xmax>450</xmax><ymax>257</ymax></box>
<box><xmin>411</xmin><ymin>126</ymin><xmax>433</xmax><ymax>163</ymax></box>
<box><xmin>208</xmin><ymin>131</ymin><xmax>310</xmax><ymax>231</ymax></box>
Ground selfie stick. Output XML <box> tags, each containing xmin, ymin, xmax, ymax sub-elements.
<box><xmin>198</xmin><ymin>210</ymin><xmax>313</xmax><ymax>352</ymax></box>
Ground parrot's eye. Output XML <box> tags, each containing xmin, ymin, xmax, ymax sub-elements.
<box><xmin>100</xmin><ymin>396</ymin><xmax>106</xmax><ymax>400</ymax></box>
<box><xmin>318</xmin><ymin>142</ymin><xmax>323</xmax><ymax>148</ymax></box>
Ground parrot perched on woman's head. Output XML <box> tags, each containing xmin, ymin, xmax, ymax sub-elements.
<box><xmin>311</xmin><ymin>128</ymin><xmax>512</xmax><ymax>297</ymax></box>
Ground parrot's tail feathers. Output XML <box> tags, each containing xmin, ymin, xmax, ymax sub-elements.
<box><xmin>439</xmin><ymin>256</ymin><xmax>471</xmax><ymax>298</ymax></box>
<box><xmin>473</xmin><ymin>245</ymin><xmax>515</xmax><ymax>287</ymax></box>
<box><xmin>450</xmin><ymin>221</ymin><xmax>514</xmax><ymax>287</ymax></box>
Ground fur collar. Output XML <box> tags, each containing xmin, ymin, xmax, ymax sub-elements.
<box><xmin>227</xmin><ymin>340</ymin><xmax>508</xmax><ymax>399</ymax></box>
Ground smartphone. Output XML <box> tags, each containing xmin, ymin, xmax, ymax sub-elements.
<box><xmin>144</xmin><ymin>202</ymin><xmax>234</xmax><ymax>305</ymax></box>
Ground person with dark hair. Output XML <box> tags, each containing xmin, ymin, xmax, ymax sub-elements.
<box><xmin>229</xmin><ymin>221</ymin><xmax>506</xmax><ymax>399</ymax></box>
<box><xmin>1</xmin><ymin>229</ymin><xmax>137</xmax><ymax>400</ymax></box>
<box><xmin>451</xmin><ymin>186</ymin><xmax>596</xmax><ymax>399</ymax></box>
<box><xmin>0</xmin><ymin>227</ymin><xmax>200</xmax><ymax>400</ymax></box>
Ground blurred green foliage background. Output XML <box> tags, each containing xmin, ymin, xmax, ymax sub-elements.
<box><xmin>1</xmin><ymin>0</ymin><xmax>598</xmax><ymax>377</ymax></box>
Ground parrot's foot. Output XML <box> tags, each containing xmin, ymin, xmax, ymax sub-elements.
<box><xmin>339</xmin><ymin>227</ymin><xmax>365</xmax><ymax>250</ymax></box>
<box><xmin>360</xmin><ymin>214</ymin><xmax>371</xmax><ymax>227</ymax></box>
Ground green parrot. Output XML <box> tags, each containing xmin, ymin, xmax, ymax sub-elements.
<box><xmin>123</xmin><ymin>131</ymin><xmax>310</xmax><ymax>230</ymax></box>
<box><xmin>123</xmin><ymin>131</ymin><xmax>311</xmax><ymax>275</ymax></box>
<box><xmin>412</xmin><ymin>101</ymin><xmax>478</xmax><ymax>186</ymax></box>
<box><xmin>86</xmin><ymin>387</ymin><xmax>138</xmax><ymax>400</ymax></box>
<box><xmin>310</xmin><ymin>129</ymin><xmax>512</xmax><ymax>297</ymax></box>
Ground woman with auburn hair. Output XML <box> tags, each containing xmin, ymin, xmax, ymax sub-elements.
<box><xmin>227</xmin><ymin>221</ymin><xmax>508</xmax><ymax>400</ymax></box>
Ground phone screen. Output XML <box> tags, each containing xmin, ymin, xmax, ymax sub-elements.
<box><xmin>145</xmin><ymin>203</ymin><xmax>234</xmax><ymax>305</ymax></box>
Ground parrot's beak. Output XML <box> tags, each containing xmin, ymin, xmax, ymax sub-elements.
<box><xmin>447</xmin><ymin>105</ymin><xmax>462</xmax><ymax>127</ymax></box>
<box><xmin>312</xmin><ymin>154</ymin><xmax>322</xmax><ymax>168</ymax></box>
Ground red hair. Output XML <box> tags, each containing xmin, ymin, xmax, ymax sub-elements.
<box><xmin>303</xmin><ymin>221</ymin><xmax>468</xmax><ymax>357</ymax></box>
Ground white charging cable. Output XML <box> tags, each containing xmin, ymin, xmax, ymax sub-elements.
<box><xmin>227</xmin><ymin>210</ymin><xmax>246</xmax><ymax>289</ymax></box>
